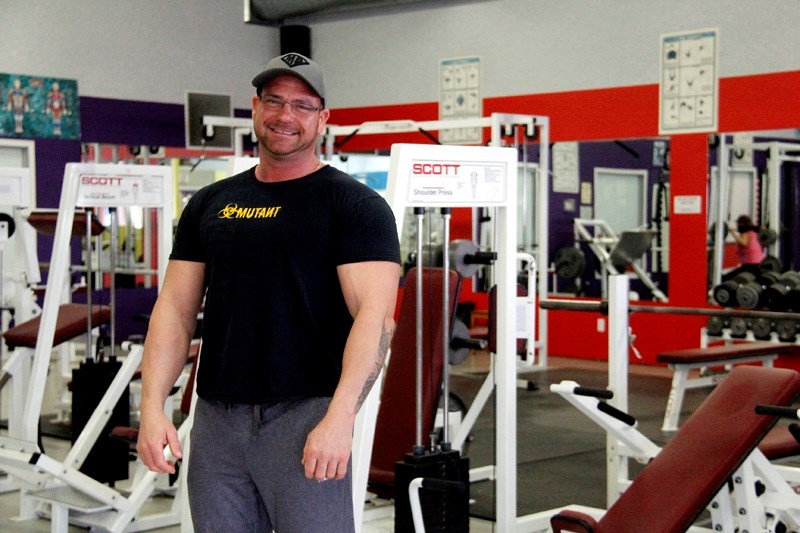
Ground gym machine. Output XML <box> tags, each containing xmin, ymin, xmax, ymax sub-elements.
<box><xmin>0</xmin><ymin>162</ymin><xmax>191</xmax><ymax>532</ymax></box>
<box><xmin>353</xmin><ymin>142</ymin><xmax>520</xmax><ymax>531</ymax></box>
<box><xmin>0</xmin><ymin>165</ymin><xmax>41</xmax><ymax>493</ymax></box>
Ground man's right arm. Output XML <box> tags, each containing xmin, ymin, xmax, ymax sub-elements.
<box><xmin>136</xmin><ymin>259</ymin><xmax>205</xmax><ymax>473</ymax></box>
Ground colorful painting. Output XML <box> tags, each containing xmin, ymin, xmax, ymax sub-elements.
<box><xmin>0</xmin><ymin>73</ymin><xmax>80</xmax><ymax>140</ymax></box>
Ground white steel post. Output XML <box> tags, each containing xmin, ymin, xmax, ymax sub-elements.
<box><xmin>606</xmin><ymin>273</ymin><xmax>629</xmax><ymax>507</ymax></box>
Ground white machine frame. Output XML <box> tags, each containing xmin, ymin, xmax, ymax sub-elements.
<box><xmin>0</xmin><ymin>163</ymin><xmax>183</xmax><ymax>531</ymax></box>
<box><xmin>14</xmin><ymin>163</ymin><xmax>173</xmax><ymax>444</ymax></box>
<box><xmin>376</xmin><ymin>141</ymin><xmax>518</xmax><ymax>531</ymax></box>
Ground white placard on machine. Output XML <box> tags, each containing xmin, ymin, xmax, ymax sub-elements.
<box><xmin>352</xmin><ymin>143</ymin><xmax>519</xmax><ymax>532</ymax></box>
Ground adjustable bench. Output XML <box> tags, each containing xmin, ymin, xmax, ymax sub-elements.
<box><xmin>656</xmin><ymin>341</ymin><xmax>800</xmax><ymax>432</ymax></box>
<box><xmin>551</xmin><ymin>365</ymin><xmax>800</xmax><ymax>533</ymax></box>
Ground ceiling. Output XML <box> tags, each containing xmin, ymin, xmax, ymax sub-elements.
<box><xmin>246</xmin><ymin>0</ymin><xmax>461</xmax><ymax>25</ymax></box>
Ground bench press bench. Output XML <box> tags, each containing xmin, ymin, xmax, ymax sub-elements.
<box><xmin>657</xmin><ymin>341</ymin><xmax>800</xmax><ymax>432</ymax></box>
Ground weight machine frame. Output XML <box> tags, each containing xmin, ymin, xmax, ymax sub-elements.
<box><xmin>375</xmin><ymin>141</ymin><xmax>518</xmax><ymax>531</ymax></box>
<box><xmin>0</xmin><ymin>163</ymin><xmax>185</xmax><ymax>532</ymax></box>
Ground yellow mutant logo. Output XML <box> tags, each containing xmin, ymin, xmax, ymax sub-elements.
<box><xmin>218</xmin><ymin>203</ymin><xmax>282</xmax><ymax>219</ymax></box>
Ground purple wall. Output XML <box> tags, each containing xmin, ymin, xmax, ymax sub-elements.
<box><xmin>22</xmin><ymin>96</ymin><xmax>252</xmax><ymax>341</ymax></box>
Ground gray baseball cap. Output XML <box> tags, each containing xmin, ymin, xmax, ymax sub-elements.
<box><xmin>252</xmin><ymin>53</ymin><xmax>326</xmax><ymax>103</ymax></box>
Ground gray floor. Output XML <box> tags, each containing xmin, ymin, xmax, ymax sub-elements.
<box><xmin>0</xmin><ymin>355</ymin><xmax>710</xmax><ymax>532</ymax></box>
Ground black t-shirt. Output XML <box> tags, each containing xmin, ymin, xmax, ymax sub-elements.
<box><xmin>171</xmin><ymin>165</ymin><xmax>401</xmax><ymax>403</ymax></box>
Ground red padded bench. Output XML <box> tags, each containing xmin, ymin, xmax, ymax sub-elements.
<box><xmin>656</xmin><ymin>341</ymin><xmax>800</xmax><ymax>431</ymax></box>
<box><xmin>551</xmin><ymin>365</ymin><xmax>800</xmax><ymax>533</ymax></box>
<box><xmin>3</xmin><ymin>304</ymin><xmax>112</xmax><ymax>350</ymax></box>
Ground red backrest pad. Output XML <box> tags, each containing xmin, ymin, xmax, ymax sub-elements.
<box><xmin>598</xmin><ymin>365</ymin><xmax>800</xmax><ymax>533</ymax></box>
<box><xmin>368</xmin><ymin>267</ymin><xmax>461</xmax><ymax>496</ymax></box>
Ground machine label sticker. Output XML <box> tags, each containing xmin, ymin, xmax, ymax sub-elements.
<box><xmin>0</xmin><ymin>167</ymin><xmax>30</xmax><ymax>207</ymax></box>
<box><xmin>406</xmin><ymin>159</ymin><xmax>506</xmax><ymax>205</ymax></box>
<box><xmin>77</xmin><ymin>173</ymin><xmax>164</xmax><ymax>207</ymax></box>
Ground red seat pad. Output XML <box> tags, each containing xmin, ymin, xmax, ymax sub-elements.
<box><xmin>656</xmin><ymin>341</ymin><xmax>800</xmax><ymax>365</ymax></box>
<box><xmin>597</xmin><ymin>365</ymin><xmax>800</xmax><ymax>533</ymax></box>
<box><xmin>3</xmin><ymin>304</ymin><xmax>112</xmax><ymax>349</ymax></box>
<box><xmin>26</xmin><ymin>210</ymin><xmax>105</xmax><ymax>236</ymax></box>
<box><xmin>367</xmin><ymin>267</ymin><xmax>461</xmax><ymax>498</ymax></box>
<box><xmin>759</xmin><ymin>425</ymin><xmax>800</xmax><ymax>461</ymax></box>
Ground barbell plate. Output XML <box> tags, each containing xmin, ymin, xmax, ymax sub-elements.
<box><xmin>554</xmin><ymin>247</ymin><xmax>586</xmax><ymax>279</ymax></box>
<box><xmin>448</xmin><ymin>239</ymin><xmax>481</xmax><ymax>278</ymax></box>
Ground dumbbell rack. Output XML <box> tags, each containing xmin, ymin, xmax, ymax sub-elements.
<box><xmin>702</xmin><ymin>322</ymin><xmax>800</xmax><ymax>347</ymax></box>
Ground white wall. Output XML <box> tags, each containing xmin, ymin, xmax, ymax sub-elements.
<box><xmin>3</xmin><ymin>0</ymin><xmax>277</xmax><ymax>109</ymax></box>
<box><xmin>313</xmin><ymin>0</ymin><xmax>800</xmax><ymax>108</ymax></box>
<box><xmin>3</xmin><ymin>0</ymin><xmax>800</xmax><ymax>111</ymax></box>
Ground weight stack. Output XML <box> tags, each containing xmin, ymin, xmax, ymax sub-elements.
<box><xmin>394</xmin><ymin>449</ymin><xmax>469</xmax><ymax>533</ymax></box>
<box><xmin>71</xmin><ymin>358</ymin><xmax>130</xmax><ymax>484</ymax></box>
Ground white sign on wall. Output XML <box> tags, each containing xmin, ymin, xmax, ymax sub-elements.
<box><xmin>439</xmin><ymin>56</ymin><xmax>482</xmax><ymax>145</ymax></box>
<box><xmin>659</xmin><ymin>28</ymin><xmax>719</xmax><ymax>134</ymax></box>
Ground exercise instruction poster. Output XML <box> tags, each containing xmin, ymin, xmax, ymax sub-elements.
<box><xmin>659</xmin><ymin>28</ymin><xmax>718</xmax><ymax>135</ymax></box>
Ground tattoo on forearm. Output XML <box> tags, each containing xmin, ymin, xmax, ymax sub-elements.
<box><xmin>355</xmin><ymin>323</ymin><xmax>393</xmax><ymax>412</ymax></box>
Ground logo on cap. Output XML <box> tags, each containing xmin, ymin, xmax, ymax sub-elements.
<box><xmin>281</xmin><ymin>53</ymin><xmax>310</xmax><ymax>68</ymax></box>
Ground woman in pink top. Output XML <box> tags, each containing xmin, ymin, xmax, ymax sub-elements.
<box><xmin>722</xmin><ymin>214</ymin><xmax>765</xmax><ymax>281</ymax></box>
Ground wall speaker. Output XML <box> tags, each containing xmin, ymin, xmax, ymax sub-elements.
<box><xmin>184</xmin><ymin>92</ymin><xmax>232</xmax><ymax>150</ymax></box>
<box><xmin>280</xmin><ymin>25</ymin><xmax>311</xmax><ymax>57</ymax></box>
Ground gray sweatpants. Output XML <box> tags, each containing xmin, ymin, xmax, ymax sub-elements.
<box><xmin>188</xmin><ymin>397</ymin><xmax>355</xmax><ymax>533</ymax></box>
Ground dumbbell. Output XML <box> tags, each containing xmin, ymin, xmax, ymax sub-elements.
<box><xmin>751</xmin><ymin>317</ymin><xmax>774</xmax><ymax>340</ymax></box>
<box><xmin>712</xmin><ymin>272</ymin><xmax>757</xmax><ymax>307</ymax></box>
<box><xmin>729</xmin><ymin>316</ymin><xmax>749</xmax><ymax>338</ymax></box>
<box><xmin>736</xmin><ymin>271</ymin><xmax>781</xmax><ymax>309</ymax></box>
<box><xmin>705</xmin><ymin>316</ymin><xmax>729</xmax><ymax>337</ymax></box>
<box><xmin>762</xmin><ymin>271</ymin><xmax>800</xmax><ymax>311</ymax></box>
<box><xmin>776</xmin><ymin>319</ymin><xmax>799</xmax><ymax>343</ymax></box>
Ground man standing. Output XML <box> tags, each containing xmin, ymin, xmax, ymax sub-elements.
<box><xmin>137</xmin><ymin>53</ymin><xmax>401</xmax><ymax>532</ymax></box>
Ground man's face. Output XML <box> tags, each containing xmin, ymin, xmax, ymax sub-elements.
<box><xmin>251</xmin><ymin>75</ymin><xmax>329</xmax><ymax>161</ymax></box>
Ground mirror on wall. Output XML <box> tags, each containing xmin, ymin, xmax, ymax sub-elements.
<box><xmin>545</xmin><ymin>137</ymin><xmax>671</xmax><ymax>302</ymax></box>
<box><xmin>707</xmin><ymin>129</ymin><xmax>800</xmax><ymax>298</ymax></box>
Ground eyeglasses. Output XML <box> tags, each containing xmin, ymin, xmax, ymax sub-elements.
<box><xmin>259</xmin><ymin>96</ymin><xmax>323</xmax><ymax>116</ymax></box>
